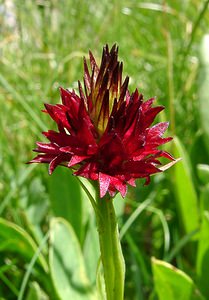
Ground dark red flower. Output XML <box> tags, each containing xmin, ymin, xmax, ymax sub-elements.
<box><xmin>29</xmin><ymin>44</ymin><xmax>174</xmax><ymax>198</ymax></box>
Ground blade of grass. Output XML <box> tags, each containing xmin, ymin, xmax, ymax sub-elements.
<box><xmin>18</xmin><ymin>230</ymin><xmax>50</xmax><ymax>300</ymax></box>
<box><xmin>177</xmin><ymin>0</ymin><xmax>209</xmax><ymax>96</ymax></box>
<box><xmin>125</xmin><ymin>233</ymin><xmax>151</xmax><ymax>287</ymax></box>
<box><xmin>0</xmin><ymin>164</ymin><xmax>36</xmax><ymax>215</ymax></box>
<box><xmin>172</xmin><ymin>137</ymin><xmax>199</xmax><ymax>236</ymax></box>
<box><xmin>146</xmin><ymin>206</ymin><xmax>170</xmax><ymax>257</ymax></box>
<box><xmin>196</xmin><ymin>211</ymin><xmax>209</xmax><ymax>299</ymax></box>
<box><xmin>0</xmin><ymin>272</ymin><xmax>19</xmax><ymax>297</ymax></box>
<box><xmin>165</xmin><ymin>229</ymin><xmax>198</xmax><ymax>263</ymax></box>
<box><xmin>0</xmin><ymin>73</ymin><xmax>46</xmax><ymax>132</ymax></box>
<box><xmin>119</xmin><ymin>195</ymin><xmax>154</xmax><ymax>240</ymax></box>
<box><xmin>180</xmin><ymin>0</ymin><xmax>209</xmax><ymax>71</ymax></box>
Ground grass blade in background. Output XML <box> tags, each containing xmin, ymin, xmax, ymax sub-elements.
<box><xmin>152</xmin><ymin>258</ymin><xmax>204</xmax><ymax>300</ymax></box>
<box><xmin>0</xmin><ymin>74</ymin><xmax>46</xmax><ymax>133</ymax></box>
<box><xmin>0</xmin><ymin>218</ymin><xmax>47</xmax><ymax>272</ymax></box>
<box><xmin>49</xmin><ymin>218</ymin><xmax>97</xmax><ymax>300</ymax></box>
<box><xmin>172</xmin><ymin>137</ymin><xmax>199</xmax><ymax>235</ymax></box>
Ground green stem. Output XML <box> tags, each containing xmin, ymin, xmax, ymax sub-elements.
<box><xmin>96</xmin><ymin>193</ymin><xmax>125</xmax><ymax>300</ymax></box>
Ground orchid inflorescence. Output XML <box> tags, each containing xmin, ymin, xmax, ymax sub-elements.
<box><xmin>29</xmin><ymin>44</ymin><xmax>174</xmax><ymax>198</ymax></box>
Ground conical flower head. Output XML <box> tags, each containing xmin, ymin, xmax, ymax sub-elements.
<box><xmin>29</xmin><ymin>44</ymin><xmax>174</xmax><ymax>198</ymax></box>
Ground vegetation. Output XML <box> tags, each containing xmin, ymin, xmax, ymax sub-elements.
<box><xmin>1</xmin><ymin>0</ymin><xmax>209</xmax><ymax>299</ymax></box>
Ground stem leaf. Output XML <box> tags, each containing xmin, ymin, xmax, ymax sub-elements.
<box><xmin>49</xmin><ymin>217</ymin><xmax>97</xmax><ymax>300</ymax></box>
<box><xmin>48</xmin><ymin>168</ymin><xmax>82</xmax><ymax>241</ymax></box>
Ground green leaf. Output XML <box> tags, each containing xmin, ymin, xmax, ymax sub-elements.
<box><xmin>49</xmin><ymin>218</ymin><xmax>97</xmax><ymax>300</ymax></box>
<box><xmin>198</xmin><ymin>34</ymin><xmax>209</xmax><ymax>154</ymax></box>
<box><xmin>172</xmin><ymin>137</ymin><xmax>199</xmax><ymax>235</ymax></box>
<box><xmin>48</xmin><ymin>168</ymin><xmax>82</xmax><ymax>241</ymax></box>
<box><xmin>152</xmin><ymin>258</ymin><xmax>204</xmax><ymax>300</ymax></box>
<box><xmin>0</xmin><ymin>218</ymin><xmax>48</xmax><ymax>272</ymax></box>
<box><xmin>196</xmin><ymin>211</ymin><xmax>209</xmax><ymax>299</ymax></box>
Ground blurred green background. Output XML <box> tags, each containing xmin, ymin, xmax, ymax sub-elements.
<box><xmin>1</xmin><ymin>0</ymin><xmax>209</xmax><ymax>299</ymax></box>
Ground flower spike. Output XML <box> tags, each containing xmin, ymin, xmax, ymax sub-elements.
<box><xmin>29</xmin><ymin>45</ymin><xmax>175</xmax><ymax>198</ymax></box>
